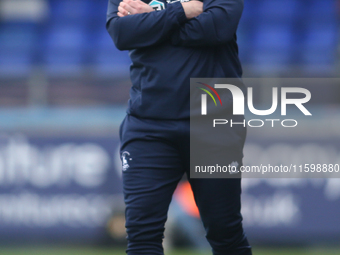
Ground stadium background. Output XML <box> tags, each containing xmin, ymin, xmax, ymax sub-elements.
<box><xmin>0</xmin><ymin>0</ymin><xmax>339</xmax><ymax>254</ymax></box>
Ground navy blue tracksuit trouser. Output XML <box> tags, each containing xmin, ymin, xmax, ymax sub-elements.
<box><xmin>119</xmin><ymin>114</ymin><xmax>252</xmax><ymax>255</ymax></box>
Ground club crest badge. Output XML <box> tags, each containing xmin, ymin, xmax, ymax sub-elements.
<box><xmin>149</xmin><ymin>0</ymin><xmax>165</xmax><ymax>10</ymax></box>
<box><xmin>122</xmin><ymin>151</ymin><xmax>132</xmax><ymax>171</ymax></box>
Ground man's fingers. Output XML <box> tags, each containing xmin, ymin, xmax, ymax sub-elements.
<box><xmin>124</xmin><ymin>0</ymin><xmax>140</xmax><ymax>3</ymax></box>
<box><xmin>120</xmin><ymin>2</ymin><xmax>131</xmax><ymax>11</ymax></box>
<box><xmin>119</xmin><ymin>0</ymin><xmax>154</xmax><ymax>15</ymax></box>
<box><xmin>119</xmin><ymin>2</ymin><xmax>137</xmax><ymax>15</ymax></box>
<box><xmin>122</xmin><ymin>0</ymin><xmax>141</xmax><ymax>10</ymax></box>
<box><xmin>118</xmin><ymin>6</ymin><xmax>129</xmax><ymax>16</ymax></box>
<box><xmin>127</xmin><ymin>1</ymin><xmax>139</xmax><ymax>9</ymax></box>
<box><xmin>117</xmin><ymin>12</ymin><xmax>124</xmax><ymax>17</ymax></box>
<box><xmin>127</xmin><ymin>0</ymin><xmax>146</xmax><ymax>10</ymax></box>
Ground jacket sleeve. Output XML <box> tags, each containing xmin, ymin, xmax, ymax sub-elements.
<box><xmin>106</xmin><ymin>0</ymin><xmax>187</xmax><ymax>50</ymax></box>
<box><xmin>170</xmin><ymin>0</ymin><xmax>243</xmax><ymax>47</ymax></box>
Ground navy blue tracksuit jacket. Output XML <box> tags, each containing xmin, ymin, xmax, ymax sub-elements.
<box><xmin>107</xmin><ymin>0</ymin><xmax>243</xmax><ymax>120</ymax></box>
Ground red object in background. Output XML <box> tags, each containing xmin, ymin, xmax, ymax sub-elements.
<box><xmin>174</xmin><ymin>181</ymin><xmax>200</xmax><ymax>218</ymax></box>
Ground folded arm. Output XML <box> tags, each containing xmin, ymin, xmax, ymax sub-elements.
<box><xmin>171</xmin><ymin>0</ymin><xmax>244</xmax><ymax>47</ymax></box>
<box><xmin>106</xmin><ymin>0</ymin><xmax>188</xmax><ymax>50</ymax></box>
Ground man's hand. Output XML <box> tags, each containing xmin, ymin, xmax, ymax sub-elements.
<box><xmin>118</xmin><ymin>0</ymin><xmax>154</xmax><ymax>17</ymax></box>
<box><xmin>181</xmin><ymin>0</ymin><xmax>203</xmax><ymax>19</ymax></box>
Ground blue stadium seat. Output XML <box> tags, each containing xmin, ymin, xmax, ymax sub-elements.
<box><xmin>49</xmin><ymin>0</ymin><xmax>93</xmax><ymax>24</ymax></box>
<box><xmin>257</xmin><ymin>0</ymin><xmax>299</xmax><ymax>22</ymax></box>
<box><xmin>254</xmin><ymin>25</ymin><xmax>294</xmax><ymax>50</ymax></box>
<box><xmin>0</xmin><ymin>23</ymin><xmax>36</xmax><ymax>76</ymax></box>
<box><xmin>0</xmin><ymin>23</ymin><xmax>36</xmax><ymax>51</ymax></box>
<box><xmin>251</xmin><ymin>24</ymin><xmax>294</xmax><ymax>72</ymax></box>
<box><xmin>43</xmin><ymin>25</ymin><xmax>86</xmax><ymax>75</ymax></box>
<box><xmin>0</xmin><ymin>50</ymin><xmax>32</xmax><ymax>77</ymax></box>
<box><xmin>45</xmin><ymin>24</ymin><xmax>86</xmax><ymax>50</ymax></box>
<box><xmin>304</xmin><ymin>0</ymin><xmax>335</xmax><ymax>21</ymax></box>
<box><xmin>239</xmin><ymin>0</ymin><xmax>300</xmax><ymax>68</ymax></box>
<box><xmin>237</xmin><ymin>28</ymin><xmax>254</xmax><ymax>65</ymax></box>
<box><xmin>238</xmin><ymin>0</ymin><xmax>258</xmax><ymax>65</ymax></box>
<box><xmin>300</xmin><ymin>22</ymin><xmax>338</xmax><ymax>74</ymax></box>
<box><xmin>304</xmin><ymin>24</ymin><xmax>337</xmax><ymax>50</ymax></box>
<box><xmin>92</xmin><ymin>28</ymin><xmax>131</xmax><ymax>76</ymax></box>
<box><xmin>0</xmin><ymin>0</ymin><xmax>336</xmax><ymax>77</ymax></box>
<box><xmin>301</xmin><ymin>49</ymin><xmax>335</xmax><ymax>74</ymax></box>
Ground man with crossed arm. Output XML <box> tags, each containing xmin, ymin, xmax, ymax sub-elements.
<box><xmin>106</xmin><ymin>0</ymin><xmax>252</xmax><ymax>254</ymax></box>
